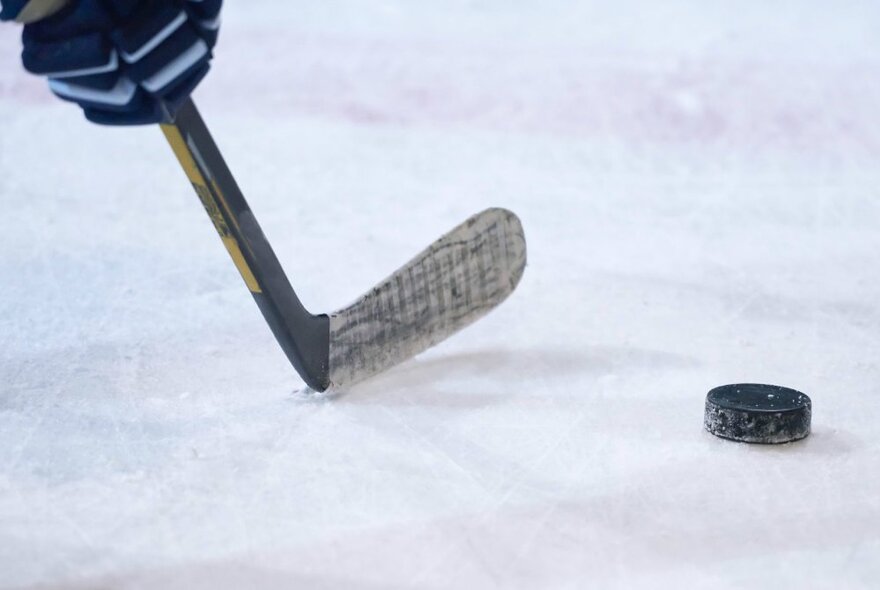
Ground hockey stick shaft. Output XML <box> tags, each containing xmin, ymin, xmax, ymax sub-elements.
<box><xmin>160</xmin><ymin>99</ymin><xmax>330</xmax><ymax>391</ymax></box>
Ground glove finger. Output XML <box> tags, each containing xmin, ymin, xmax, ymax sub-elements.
<box><xmin>84</xmin><ymin>100</ymin><xmax>164</xmax><ymax>125</ymax></box>
<box><xmin>141</xmin><ymin>38</ymin><xmax>209</xmax><ymax>95</ymax></box>
<box><xmin>49</xmin><ymin>74</ymin><xmax>140</xmax><ymax>111</ymax></box>
<box><xmin>185</xmin><ymin>0</ymin><xmax>222</xmax><ymax>21</ymax></box>
<box><xmin>22</xmin><ymin>31</ymin><xmax>116</xmax><ymax>77</ymax></box>
<box><xmin>192</xmin><ymin>19</ymin><xmax>219</xmax><ymax>48</ymax></box>
<box><xmin>123</xmin><ymin>23</ymin><xmax>210</xmax><ymax>94</ymax></box>
<box><xmin>111</xmin><ymin>1</ymin><xmax>186</xmax><ymax>63</ymax></box>
<box><xmin>24</xmin><ymin>0</ymin><xmax>112</xmax><ymax>42</ymax></box>
<box><xmin>102</xmin><ymin>0</ymin><xmax>143</xmax><ymax>20</ymax></box>
<box><xmin>184</xmin><ymin>0</ymin><xmax>221</xmax><ymax>47</ymax></box>
<box><xmin>52</xmin><ymin>69</ymin><xmax>119</xmax><ymax>91</ymax></box>
<box><xmin>162</xmin><ymin>61</ymin><xmax>209</xmax><ymax>103</ymax></box>
<box><xmin>82</xmin><ymin>62</ymin><xmax>209</xmax><ymax>126</ymax></box>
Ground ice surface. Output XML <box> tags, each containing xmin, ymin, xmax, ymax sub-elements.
<box><xmin>2</xmin><ymin>1</ymin><xmax>880</xmax><ymax>588</ymax></box>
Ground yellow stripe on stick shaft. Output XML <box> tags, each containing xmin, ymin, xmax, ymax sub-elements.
<box><xmin>161</xmin><ymin>124</ymin><xmax>262</xmax><ymax>293</ymax></box>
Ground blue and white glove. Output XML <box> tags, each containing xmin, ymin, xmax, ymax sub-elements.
<box><xmin>0</xmin><ymin>0</ymin><xmax>222</xmax><ymax>125</ymax></box>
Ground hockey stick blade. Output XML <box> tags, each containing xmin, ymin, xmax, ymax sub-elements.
<box><xmin>163</xmin><ymin>99</ymin><xmax>525</xmax><ymax>391</ymax></box>
<box><xmin>328</xmin><ymin>208</ymin><xmax>527</xmax><ymax>389</ymax></box>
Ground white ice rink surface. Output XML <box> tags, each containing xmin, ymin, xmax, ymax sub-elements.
<box><xmin>2</xmin><ymin>1</ymin><xmax>880</xmax><ymax>588</ymax></box>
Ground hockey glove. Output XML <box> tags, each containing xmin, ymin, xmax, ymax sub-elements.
<box><xmin>1</xmin><ymin>0</ymin><xmax>222</xmax><ymax>125</ymax></box>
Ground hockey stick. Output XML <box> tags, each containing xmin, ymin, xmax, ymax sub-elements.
<box><xmin>161</xmin><ymin>99</ymin><xmax>527</xmax><ymax>391</ymax></box>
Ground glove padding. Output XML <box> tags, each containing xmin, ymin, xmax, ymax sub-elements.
<box><xmin>4</xmin><ymin>0</ymin><xmax>221</xmax><ymax>125</ymax></box>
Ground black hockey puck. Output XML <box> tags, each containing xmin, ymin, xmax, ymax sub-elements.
<box><xmin>704</xmin><ymin>384</ymin><xmax>811</xmax><ymax>444</ymax></box>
